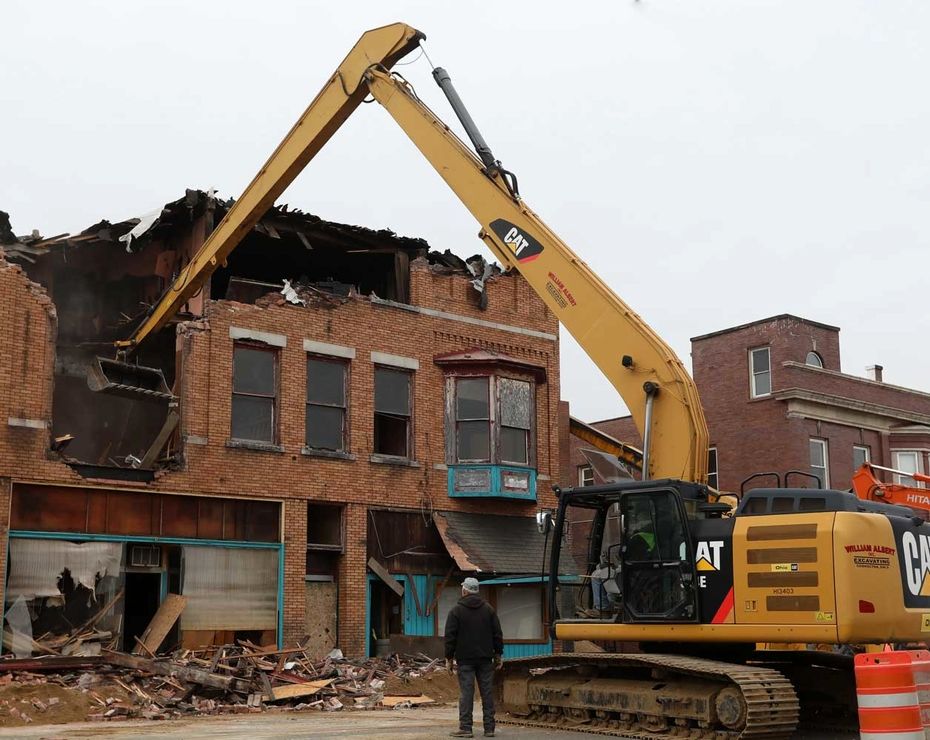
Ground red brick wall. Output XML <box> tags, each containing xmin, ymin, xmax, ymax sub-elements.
<box><xmin>693</xmin><ymin>316</ymin><xmax>930</xmax><ymax>493</ymax></box>
<box><xmin>0</xmin><ymin>249</ymin><xmax>561</xmax><ymax>656</ymax></box>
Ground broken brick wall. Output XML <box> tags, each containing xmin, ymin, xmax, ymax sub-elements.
<box><xmin>167</xmin><ymin>266</ymin><xmax>560</xmax><ymax>655</ymax></box>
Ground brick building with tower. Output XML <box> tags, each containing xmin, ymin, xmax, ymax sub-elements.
<box><xmin>0</xmin><ymin>191</ymin><xmax>565</xmax><ymax>659</ymax></box>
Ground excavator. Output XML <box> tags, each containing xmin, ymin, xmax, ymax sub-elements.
<box><xmin>93</xmin><ymin>22</ymin><xmax>930</xmax><ymax>739</ymax></box>
<box><xmin>852</xmin><ymin>462</ymin><xmax>930</xmax><ymax>516</ymax></box>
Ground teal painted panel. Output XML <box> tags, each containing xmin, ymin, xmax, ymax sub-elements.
<box><xmin>403</xmin><ymin>575</ymin><xmax>434</xmax><ymax>636</ymax></box>
<box><xmin>503</xmin><ymin>641</ymin><xmax>552</xmax><ymax>659</ymax></box>
<box><xmin>447</xmin><ymin>465</ymin><xmax>537</xmax><ymax>501</ymax></box>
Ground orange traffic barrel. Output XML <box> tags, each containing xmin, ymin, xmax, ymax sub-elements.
<box><xmin>908</xmin><ymin>649</ymin><xmax>930</xmax><ymax>737</ymax></box>
<box><xmin>855</xmin><ymin>651</ymin><xmax>924</xmax><ymax>740</ymax></box>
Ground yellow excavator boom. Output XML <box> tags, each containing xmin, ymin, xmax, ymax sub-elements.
<box><xmin>115</xmin><ymin>22</ymin><xmax>709</xmax><ymax>482</ymax></box>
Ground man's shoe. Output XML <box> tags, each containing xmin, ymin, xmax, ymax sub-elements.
<box><xmin>483</xmin><ymin>732</ymin><xmax>496</xmax><ymax>737</ymax></box>
<box><xmin>449</xmin><ymin>731</ymin><xmax>473</xmax><ymax>738</ymax></box>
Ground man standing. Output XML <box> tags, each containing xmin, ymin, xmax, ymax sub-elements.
<box><xmin>444</xmin><ymin>577</ymin><xmax>504</xmax><ymax>738</ymax></box>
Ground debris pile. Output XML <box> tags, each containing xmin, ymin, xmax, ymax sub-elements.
<box><xmin>0</xmin><ymin>645</ymin><xmax>448</xmax><ymax>725</ymax></box>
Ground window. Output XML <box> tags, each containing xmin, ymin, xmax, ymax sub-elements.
<box><xmin>455</xmin><ymin>377</ymin><xmax>490</xmax><ymax>461</ymax></box>
<box><xmin>448</xmin><ymin>375</ymin><xmax>535</xmax><ymax>467</ymax></box>
<box><xmin>374</xmin><ymin>367</ymin><xmax>412</xmax><ymax>457</ymax></box>
<box><xmin>499</xmin><ymin>378</ymin><xmax>531</xmax><ymax>464</ymax></box>
<box><xmin>853</xmin><ymin>445</ymin><xmax>870</xmax><ymax>470</ymax></box>
<box><xmin>707</xmin><ymin>447</ymin><xmax>719</xmax><ymax>489</ymax></box>
<box><xmin>306</xmin><ymin>357</ymin><xmax>348</xmax><ymax>452</ymax></box>
<box><xmin>894</xmin><ymin>451</ymin><xmax>922</xmax><ymax>486</ymax></box>
<box><xmin>578</xmin><ymin>465</ymin><xmax>594</xmax><ymax>487</ymax></box>
<box><xmin>496</xmin><ymin>586</ymin><xmax>544</xmax><ymax>641</ymax></box>
<box><xmin>307</xmin><ymin>504</ymin><xmax>344</xmax><ymax>551</ymax></box>
<box><xmin>805</xmin><ymin>351</ymin><xmax>823</xmax><ymax>368</ymax></box>
<box><xmin>809</xmin><ymin>439</ymin><xmax>829</xmax><ymax>488</ymax></box>
<box><xmin>231</xmin><ymin>344</ymin><xmax>277</xmax><ymax>442</ymax></box>
<box><xmin>750</xmin><ymin>347</ymin><xmax>771</xmax><ymax>398</ymax></box>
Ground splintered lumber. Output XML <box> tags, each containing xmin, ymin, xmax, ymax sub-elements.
<box><xmin>133</xmin><ymin>594</ymin><xmax>186</xmax><ymax>656</ymax></box>
<box><xmin>269</xmin><ymin>678</ymin><xmax>333</xmax><ymax>702</ymax></box>
<box><xmin>367</xmin><ymin>558</ymin><xmax>404</xmax><ymax>597</ymax></box>
<box><xmin>103</xmin><ymin>650</ymin><xmax>239</xmax><ymax>692</ymax></box>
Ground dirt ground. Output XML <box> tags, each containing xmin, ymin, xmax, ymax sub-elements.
<box><xmin>384</xmin><ymin>670</ymin><xmax>459</xmax><ymax>704</ymax></box>
<box><xmin>0</xmin><ymin>675</ymin><xmax>132</xmax><ymax>728</ymax></box>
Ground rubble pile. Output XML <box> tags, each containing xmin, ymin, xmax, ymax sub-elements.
<box><xmin>0</xmin><ymin>645</ymin><xmax>447</xmax><ymax>725</ymax></box>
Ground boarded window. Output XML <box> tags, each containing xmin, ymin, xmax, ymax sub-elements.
<box><xmin>496</xmin><ymin>586</ymin><xmax>543</xmax><ymax>640</ymax></box>
<box><xmin>180</xmin><ymin>546</ymin><xmax>278</xmax><ymax>631</ymax></box>
<box><xmin>499</xmin><ymin>378</ymin><xmax>531</xmax><ymax>464</ymax></box>
<box><xmin>306</xmin><ymin>357</ymin><xmax>348</xmax><ymax>451</ymax></box>
<box><xmin>456</xmin><ymin>377</ymin><xmax>490</xmax><ymax>461</ymax></box>
<box><xmin>232</xmin><ymin>344</ymin><xmax>277</xmax><ymax>442</ymax></box>
<box><xmin>374</xmin><ymin>367</ymin><xmax>412</xmax><ymax>457</ymax></box>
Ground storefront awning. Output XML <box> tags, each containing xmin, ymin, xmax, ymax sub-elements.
<box><xmin>432</xmin><ymin>510</ymin><xmax>559</xmax><ymax>575</ymax></box>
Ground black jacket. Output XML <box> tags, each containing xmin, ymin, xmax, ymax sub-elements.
<box><xmin>444</xmin><ymin>594</ymin><xmax>504</xmax><ymax>664</ymax></box>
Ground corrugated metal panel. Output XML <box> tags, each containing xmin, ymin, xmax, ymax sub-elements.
<box><xmin>403</xmin><ymin>575</ymin><xmax>434</xmax><ymax>636</ymax></box>
<box><xmin>503</xmin><ymin>641</ymin><xmax>552</xmax><ymax>659</ymax></box>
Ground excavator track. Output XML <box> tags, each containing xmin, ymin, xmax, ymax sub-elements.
<box><xmin>497</xmin><ymin>653</ymin><xmax>800</xmax><ymax>739</ymax></box>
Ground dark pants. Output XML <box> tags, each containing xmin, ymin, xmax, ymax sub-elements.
<box><xmin>457</xmin><ymin>660</ymin><xmax>495</xmax><ymax>733</ymax></box>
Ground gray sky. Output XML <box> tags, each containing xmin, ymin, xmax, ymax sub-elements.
<box><xmin>2</xmin><ymin>1</ymin><xmax>928</xmax><ymax>421</ymax></box>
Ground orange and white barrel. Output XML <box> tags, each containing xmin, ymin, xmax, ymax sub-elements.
<box><xmin>907</xmin><ymin>649</ymin><xmax>930</xmax><ymax>738</ymax></box>
<box><xmin>855</xmin><ymin>651</ymin><xmax>924</xmax><ymax>740</ymax></box>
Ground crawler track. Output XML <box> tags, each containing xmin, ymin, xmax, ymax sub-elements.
<box><xmin>498</xmin><ymin>653</ymin><xmax>800</xmax><ymax>739</ymax></box>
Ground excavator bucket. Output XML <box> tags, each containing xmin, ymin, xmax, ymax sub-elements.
<box><xmin>87</xmin><ymin>357</ymin><xmax>173</xmax><ymax>401</ymax></box>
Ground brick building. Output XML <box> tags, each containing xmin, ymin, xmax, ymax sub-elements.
<box><xmin>568</xmin><ymin>314</ymin><xmax>930</xmax><ymax>499</ymax></box>
<box><xmin>0</xmin><ymin>191</ymin><xmax>563</xmax><ymax>659</ymax></box>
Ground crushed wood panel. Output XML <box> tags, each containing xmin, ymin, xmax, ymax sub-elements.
<box><xmin>133</xmin><ymin>594</ymin><xmax>186</xmax><ymax>656</ymax></box>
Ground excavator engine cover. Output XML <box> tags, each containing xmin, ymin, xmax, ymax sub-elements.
<box><xmin>88</xmin><ymin>357</ymin><xmax>173</xmax><ymax>401</ymax></box>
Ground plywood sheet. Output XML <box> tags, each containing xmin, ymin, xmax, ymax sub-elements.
<box><xmin>381</xmin><ymin>695</ymin><xmax>434</xmax><ymax>706</ymax></box>
<box><xmin>269</xmin><ymin>679</ymin><xmax>333</xmax><ymax>701</ymax></box>
<box><xmin>133</xmin><ymin>594</ymin><xmax>187</xmax><ymax>655</ymax></box>
<box><xmin>304</xmin><ymin>581</ymin><xmax>337</xmax><ymax>660</ymax></box>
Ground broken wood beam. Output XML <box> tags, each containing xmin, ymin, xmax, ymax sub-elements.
<box><xmin>367</xmin><ymin>557</ymin><xmax>404</xmax><ymax>597</ymax></box>
<box><xmin>103</xmin><ymin>650</ymin><xmax>246</xmax><ymax>692</ymax></box>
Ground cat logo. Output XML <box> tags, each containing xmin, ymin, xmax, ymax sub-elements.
<box><xmin>902</xmin><ymin>531</ymin><xmax>930</xmax><ymax>597</ymax></box>
<box><xmin>488</xmin><ymin>219</ymin><xmax>544</xmax><ymax>263</ymax></box>
<box><xmin>695</xmin><ymin>540</ymin><xmax>724</xmax><ymax>572</ymax></box>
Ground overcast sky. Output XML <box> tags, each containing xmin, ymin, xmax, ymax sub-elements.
<box><xmin>2</xmin><ymin>1</ymin><xmax>928</xmax><ymax>421</ymax></box>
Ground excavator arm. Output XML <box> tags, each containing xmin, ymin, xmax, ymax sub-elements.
<box><xmin>111</xmin><ymin>22</ymin><xmax>708</xmax><ymax>482</ymax></box>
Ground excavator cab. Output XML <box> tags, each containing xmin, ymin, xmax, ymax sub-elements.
<box><xmin>552</xmin><ymin>480</ymin><xmax>702</xmax><ymax>628</ymax></box>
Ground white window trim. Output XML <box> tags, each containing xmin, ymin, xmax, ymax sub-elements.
<box><xmin>810</xmin><ymin>438</ymin><xmax>829</xmax><ymax>489</ymax></box>
<box><xmin>230</xmin><ymin>326</ymin><xmax>286</xmax><ymax>347</ymax></box>
<box><xmin>707</xmin><ymin>447</ymin><xmax>719</xmax><ymax>489</ymax></box>
<box><xmin>304</xmin><ymin>339</ymin><xmax>355</xmax><ymax>359</ymax></box>
<box><xmin>852</xmin><ymin>444</ymin><xmax>870</xmax><ymax>469</ymax></box>
<box><xmin>371</xmin><ymin>351</ymin><xmax>419</xmax><ymax>370</ymax></box>
<box><xmin>892</xmin><ymin>449</ymin><xmax>925</xmax><ymax>487</ymax></box>
<box><xmin>749</xmin><ymin>346</ymin><xmax>772</xmax><ymax>398</ymax></box>
<box><xmin>578</xmin><ymin>465</ymin><xmax>594</xmax><ymax>487</ymax></box>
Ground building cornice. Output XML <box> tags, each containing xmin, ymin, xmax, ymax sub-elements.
<box><xmin>773</xmin><ymin>387</ymin><xmax>930</xmax><ymax>432</ymax></box>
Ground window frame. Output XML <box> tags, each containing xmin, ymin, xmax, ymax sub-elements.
<box><xmin>373</xmin><ymin>365</ymin><xmax>413</xmax><ymax>459</ymax></box>
<box><xmin>893</xmin><ymin>450</ymin><xmax>923</xmax><ymax>487</ymax></box>
<box><xmin>707</xmin><ymin>447</ymin><xmax>719</xmax><ymax>489</ymax></box>
<box><xmin>578</xmin><ymin>465</ymin><xmax>594</xmax><ymax>487</ymax></box>
<box><xmin>454</xmin><ymin>376</ymin><xmax>491</xmax><ymax>463</ymax></box>
<box><xmin>809</xmin><ymin>438</ymin><xmax>829</xmax><ymax>489</ymax></box>
<box><xmin>852</xmin><ymin>444</ymin><xmax>870</xmax><ymax>470</ymax></box>
<box><xmin>749</xmin><ymin>346</ymin><xmax>772</xmax><ymax>398</ymax></box>
<box><xmin>435</xmin><ymin>582</ymin><xmax>547</xmax><ymax>644</ymax></box>
<box><xmin>231</xmin><ymin>342</ymin><xmax>279</xmax><ymax>444</ymax></box>
<box><xmin>805</xmin><ymin>351</ymin><xmax>824</xmax><ymax>368</ymax></box>
<box><xmin>445</xmin><ymin>373</ymin><xmax>536</xmax><ymax>468</ymax></box>
<box><xmin>305</xmin><ymin>354</ymin><xmax>350</xmax><ymax>453</ymax></box>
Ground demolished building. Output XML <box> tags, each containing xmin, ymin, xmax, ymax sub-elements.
<box><xmin>0</xmin><ymin>191</ymin><xmax>565</xmax><ymax>659</ymax></box>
